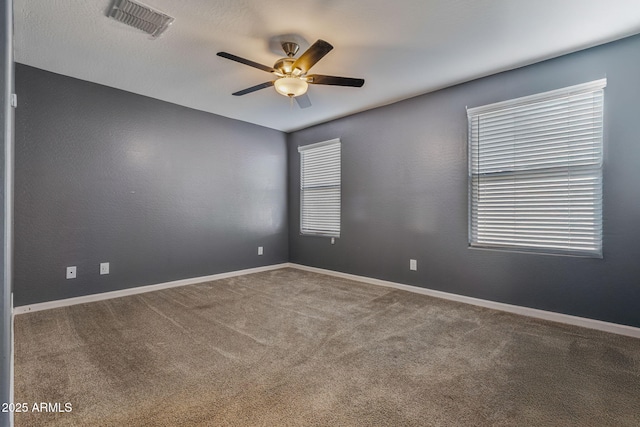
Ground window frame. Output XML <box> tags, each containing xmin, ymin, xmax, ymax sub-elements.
<box><xmin>467</xmin><ymin>79</ymin><xmax>606</xmax><ymax>258</ymax></box>
<box><xmin>298</xmin><ymin>138</ymin><xmax>341</xmax><ymax>238</ymax></box>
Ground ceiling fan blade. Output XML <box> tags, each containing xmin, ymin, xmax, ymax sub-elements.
<box><xmin>292</xmin><ymin>40</ymin><xmax>333</xmax><ymax>74</ymax></box>
<box><xmin>295</xmin><ymin>94</ymin><xmax>312</xmax><ymax>109</ymax></box>
<box><xmin>217</xmin><ymin>52</ymin><xmax>277</xmax><ymax>73</ymax></box>
<box><xmin>307</xmin><ymin>74</ymin><xmax>365</xmax><ymax>87</ymax></box>
<box><xmin>232</xmin><ymin>81</ymin><xmax>275</xmax><ymax>96</ymax></box>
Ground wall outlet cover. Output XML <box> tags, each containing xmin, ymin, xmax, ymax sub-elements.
<box><xmin>409</xmin><ymin>259</ymin><xmax>417</xmax><ymax>271</ymax></box>
<box><xmin>100</xmin><ymin>262</ymin><xmax>110</xmax><ymax>275</ymax></box>
<box><xmin>258</xmin><ymin>246</ymin><xmax>263</xmax><ymax>255</ymax></box>
<box><xmin>66</xmin><ymin>266</ymin><xmax>77</xmax><ymax>279</ymax></box>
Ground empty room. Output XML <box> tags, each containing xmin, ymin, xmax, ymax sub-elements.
<box><xmin>1</xmin><ymin>0</ymin><xmax>640</xmax><ymax>426</ymax></box>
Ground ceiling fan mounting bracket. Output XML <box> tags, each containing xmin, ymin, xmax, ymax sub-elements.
<box><xmin>281</xmin><ymin>42</ymin><xmax>300</xmax><ymax>58</ymax></box>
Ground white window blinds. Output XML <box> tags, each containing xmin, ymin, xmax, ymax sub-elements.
<box><xmin>299</xmin><ymin>139</ymin><xmax>341</xmax><ymax>237</ymax></box>
<box><xmin>467</xmin><ymin>79</ymin><xmax>605</xmax><ymax>257</ymax></box>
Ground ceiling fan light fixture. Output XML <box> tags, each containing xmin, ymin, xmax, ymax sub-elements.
<box><xmin>274</xmin><ymin>77</ymin><xmax>308</xmax><ymax>97</ymax></box>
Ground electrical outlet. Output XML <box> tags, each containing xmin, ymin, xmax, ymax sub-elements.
<box><xmin>100</xmin><ymin>262</ymin><xmax>110</xmax><ymax>275</ymax></box>
<box><xmin>409</xmin><ymin>259</ymin><xmax>417</xmax><ymax>271</ymax></box>
<box><xmin>66</xmin><ymin>266</ymin><xmax>77</xmax><ymax>279</ymax></box>
<box><xmin>258</xmin><ymin>246</ymin><xmax>263</xmax><ymax>255</ymax></box>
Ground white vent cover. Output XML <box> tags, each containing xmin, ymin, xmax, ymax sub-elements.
<box><xmin>108</xmin><ymin>0</ymin><xmax>174</xmax><ymax>38</ymax></box>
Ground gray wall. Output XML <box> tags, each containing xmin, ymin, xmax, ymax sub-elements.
<box><xmin>288</xmin><ymin>34</ymin><xmax>640</xmax><ymax>328</ymax></box>
<box><xmin>13</xmin><ymin>35</ymin><xmax>640</xmax><ymax>328</ymax></box>
<box><xmin>15</xmin><ymin>64</ymin><xmax>288</xmax><ymax>306</ymax></box>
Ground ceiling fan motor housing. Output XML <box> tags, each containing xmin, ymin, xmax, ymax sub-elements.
<box><xmin>274</xmin><ymin>57</ymin><xmax>296</xmax><ymax>75</ymax></box>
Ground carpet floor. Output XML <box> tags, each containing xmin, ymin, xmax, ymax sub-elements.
<box><xmin>14</xmin><ymin>268</ymin><xmax>640</xmax><ymax>426</ymax></box>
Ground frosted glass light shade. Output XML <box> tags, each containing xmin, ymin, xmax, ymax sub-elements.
<box><xmin>274</xmin><ymin>77</ymin><xmax>308</xmax><ymax>97</ymax></box>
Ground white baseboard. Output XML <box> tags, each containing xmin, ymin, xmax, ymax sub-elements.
<box><xmin>14</xmin><ymin>262</ymin><xmax>640</xmax><ymax>339</ymax></box>
<box><xmin>13</xmin><ymin>263</ymin><xmax>290</xmax><ymax>315</ymax></box>
<box><xmin>289</xmin><ymin>263</ymin><xmax>640</xmax><ymax>339</ymax></box>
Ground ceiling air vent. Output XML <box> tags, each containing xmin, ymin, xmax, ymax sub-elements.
<box><xmin>108</xmin><ymin>0</ymin><xmax>174</xmax><ymax>38</ymax></box>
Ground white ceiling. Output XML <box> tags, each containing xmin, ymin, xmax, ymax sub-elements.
<box><xmin>14</xmin><ymin>0</ymin><xmax>640</xmax><ymax>132</ymax></box>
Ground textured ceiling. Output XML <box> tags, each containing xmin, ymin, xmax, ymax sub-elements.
<box><xmin>14</xmin><ymin>0</ymin><xmax>640</xmax><ymax>132</ymax></box>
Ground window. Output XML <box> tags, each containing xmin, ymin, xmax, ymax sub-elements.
<box><xmin>468</xmin><ymin>79</ymin><xmax>605</xmax><ymax>257</ymax></box>
<box><xmin>299</xmin><ymin>139</ymin><xmax>341</xmax><ymax>237</ymax></box>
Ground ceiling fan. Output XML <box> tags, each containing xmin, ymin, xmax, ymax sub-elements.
<box><xmin>217</xmin><ymin>40</ymin><xmax>365</xmax><ymax>109</ymax></box>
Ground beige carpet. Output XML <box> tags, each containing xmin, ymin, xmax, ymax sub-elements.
<box><xmin>14</xmin><ymin>268</ymin><xmax>640</xmax><ymax>426</ymax></box>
